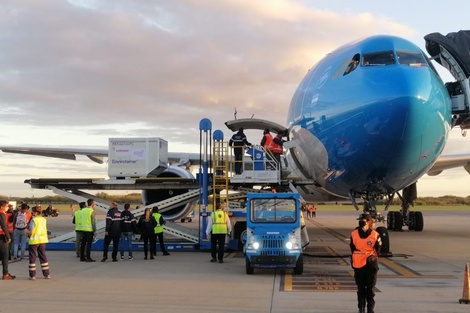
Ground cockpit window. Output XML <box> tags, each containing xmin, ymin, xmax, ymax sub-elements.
<box><xmin>343</xmin><ymin>53</ymin><xmax>360</xmax><ymax>76</ymax></box>
<box><xmin>396</xmin><ymin>50</ymin><xmax>427</xmax><ymax>67</ymax></box>
<box><xmin>362</xmin><ymin>51</ymin><xmax>395</xmax><ymax>66</ymax></box>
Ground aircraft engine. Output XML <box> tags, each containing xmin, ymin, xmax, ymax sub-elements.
<box><xmin>141</xmin><ymin>165</ymin><xmax>197</xmax><ymax>221</ymax></box>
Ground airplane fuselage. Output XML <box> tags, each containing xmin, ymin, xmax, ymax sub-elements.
<box><xmin>287</xmin><ymin>35</ymin><xmax>452</xmax><ymax>198</ymax></box>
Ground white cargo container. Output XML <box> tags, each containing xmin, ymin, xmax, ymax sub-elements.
<box><xmin>108</xmin><ymin>138</ymin><xmax>168</xmax><ymax>179</ymax></box>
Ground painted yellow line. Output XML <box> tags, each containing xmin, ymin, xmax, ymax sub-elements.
<box><xmin>284</xmin><ymin>272</ymin><xmax>293</xmax><ymax>291</ymax></box>
<box><xmin>379</xmin><ymin>258</ymin><xmax>455</xmax><ymax>279</ymax></box>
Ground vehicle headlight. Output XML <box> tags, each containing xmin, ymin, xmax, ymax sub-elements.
<box><xmin>253</xmin><ymin>242</ymin><xmax>260</xmax><ymax>249</ymax></box>
<box><xmin>286</xmin><ymin>235</ymin><xmax>299</xmax><ymax>249</ymax></box>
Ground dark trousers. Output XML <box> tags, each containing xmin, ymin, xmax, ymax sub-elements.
<box><xmin>210</xmin><ymin>233</ymin><xmax>226</xmax><ymax>261</ymax></box>
<box><xmin>154</xmin><ymin>232</ymin><xmax>167</xmax><ymax>254</ymax></box>
<box><xmin>102</xmin><ymin>235</ymin><xmax>120</xmax><ymax>259</ymax></box>
<box><xmin>80</xmin><ymin>231</ymin><xmax>94</xmax><ymax>260</ymax></box>
<box><xmin>75</xmin><ymin>231</ymin><xmax>82</xmax><ymax>257</ymax></box>
<box><xmin>0</xmin><ymin>238</ymin><xmax>9</xmax><ymax>275</ymax></box>
<box><xmin>29</xmin><ymin>244</ymin><xmax>50</xmax><ymax>278</ymax></box>
<box><xmin>354</xmin><ymin>263</ymin><xmax>378</xmax><ymax>312</ymax></box>
<box><xmin>142</xmin><ymin>234</ymin><xmax>156</xmax><ymax>257</ymax></box>
<box><xmin>234</xmin><ymin>148</ymin><xmax>243</xmax><ymax>174</ymax></box>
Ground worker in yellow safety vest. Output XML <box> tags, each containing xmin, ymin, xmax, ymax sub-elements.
<box><xmin>350</xmin><ymin>213</ymin><xmax>382</xmax><ymax>313</ymax></box>
<box><xmin>77</xmin><ymin>199</ymin><xmax>96</xmax><ymax>262</ymax></box>
<box><xmin>205</xmin><ymin>203</ymin><xmax>232</xmax><ymax>264</ymax></box>
<box><xmin>28</xmin><ymin>205</ymin><xmax>50</xmax><ymax>280</ymax></box>
<box><xmin>152</xmin><ymin>206</ymin><xmax>170</xmax><ymax>256</ymax></box>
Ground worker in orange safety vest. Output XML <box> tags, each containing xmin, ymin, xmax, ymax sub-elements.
<box><xmin>350</xmin><ymin>213</ymin><xmax>382</xmax><ymax>313</ymax></box>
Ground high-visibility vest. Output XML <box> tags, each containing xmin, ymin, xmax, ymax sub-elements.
<box><xmin>0</xmin><ymin>212</ymin><xmax>6</xmax><ymax>235</ymax></box>
<box><xmin>271</xmin><ymin>136</ymin><xmax>283</xmax><ymax>154</ymax></box>
<box><xmin>6</xmin><ymin>212</ymin><xmax>14</xmax><ymax>233</ymax></box>
<box><xmin>29</xmin><ymin>216</ymin><xmax>49</xmax><ymax>245</ymax></box>
<box><xmin>74</xmin><ymin>209</ymin><xmax>84</xmax><ymax>231</ymax></box>
<box><xmin>152</xmin><ymin>212</ymin><xmax>164</xmax><ymax>234</ymax></box>
<box><xmin>263</xmin><ymin>133</ymin><xmax>274</xmax><ymax>151</ymax></box>
<box><xmin>211</xmin><ymin>211</ymin><xmax>228</xmax><ymax>235</ymax></box>
<box><xmin>351</xmin><ymin>229</ymin><xmax>379</xmax><ymax>269</ymax></box>
<box><xmin>76</xmin><ymin>207</ymin><xmax>94</xmax><ymax>232</ymax></box>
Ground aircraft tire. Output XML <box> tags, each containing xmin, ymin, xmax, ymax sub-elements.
<box><xmin>408</xmin><ymin>211</ymin><xmax>416</xmax><ymax>230</ymax></box>
<box><xmin>180</xmin><ymin>218</ymin><xmax>185</xmax><ymax>223</ymax></box>
<box><xmin>246</xmin><ymin>258</ymin><xmax>254</xmax><ymax>275</ymax></box>
<box><xmin>393</xmin><ymin>211</ymin><xmax>403</xmax><ymax>231</ymax></box>
<box><xmin>413</xmin><ymin>211</ymin><xmax>424</xmax><ymax>231</ymax></box>
<box><xmin>387</xmin><ymin>211</ymin><xmax>394</xmax><ymax>230</ymax></box>
<box><xmin>376</xmin><ymin>226</ymin><xmax>390</xmax><ymax>255</ymax></box>
<box><xmin>294</xmin><ymin>254</ymin><xmax>304</xmax><ymax>275</ymax></box>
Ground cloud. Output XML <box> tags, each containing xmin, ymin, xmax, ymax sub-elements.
<box><xmin>0</xmin><ymin>0</ymin><xmax>427</xmax><ymax>196</ymax></box>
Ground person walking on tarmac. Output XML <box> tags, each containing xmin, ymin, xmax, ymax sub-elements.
<box><xmin>350</xmin><ymin>213</ymin><xmax>382</xmax><ymax>313</ymax></box>
<box><xmin>0</xmin><ymin>200</ymin><xmax>15</xmax><ymax>280</ymax></box>
<box><xmin>120</xmin><ymin>203</ymin><xmax>136</xmax><ymax>260</ymax></box>
<box><xmin>101</xmin><ymin>202</ymin><xmax>122</xmax><ymax>262</ymax></box>
<box><xmin>28</xmin><ymin>205</ymin><xmax>51</xmax><ymax>280</ymax></box>
<box><xmin>205</xmin><ymin>202</ymin><xmax>232</xmax><ymax>263</ymax></box>
<box><xmin>137</xmin><ymin>208</ymin><xmax>157</xmax><ymax>260</ymax></box>
<box><xmin>152</xmin><ymin>206</ymin><xmax>170</xmax><ymax>256</ymax></box>
<box><xmin>229</xmin><ymin>127</ymin><xmax>252</xmax><ymax>175</ymax></box>
<box><xmin>72</xmin><ymin>202</ymin><xmax>86</xmax><ymax>258</ymax></box>
<box><xmin>79</xmin><ymin>199</ymin><xmax>97</xmax><ymax>262</ymax></box>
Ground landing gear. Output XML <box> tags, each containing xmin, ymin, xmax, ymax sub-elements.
<box><xmin>395</xmin><ymin>183</ymin><xmax>424</xmax><ymax>232</ymax></box>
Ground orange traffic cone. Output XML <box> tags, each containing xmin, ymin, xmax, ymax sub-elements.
<box><xmin>459</xmin><ymin>263</ymin><xmax>470</xmax><ymax>304</ymax></box>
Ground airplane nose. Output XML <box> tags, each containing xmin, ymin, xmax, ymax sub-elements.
<box><xmin>357</xmin><ymin>66</ymin><xmax>451</xmax><ymax>188</ymax></box>
<box><xmin>328</xmin><ymin>66</ymin><xmax>452</xmax><ymax>194</ymax></box>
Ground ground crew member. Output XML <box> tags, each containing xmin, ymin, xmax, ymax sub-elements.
<box><xmin>72</xmin><ymin>202</ymin><xmax>86</xmax><ymax>258</ymax></box>
<box><xmin>350</xmin><ymin>213</ymin><xmax>381</xmax><ymax>313</ymax></box>
<box><xmin>12</xmin><ymin>203</ymin><xmax>32</xmax><ymax>260</ymax></box>
<box><xmin>260</xmin><ymin>129</ymin><xmax>276</xmax><ymax>168</ymax></box>
<box><xmin>152</xmin><ymin>206</ymin><xmax>170</xmax><ymax>256</ymax></box>
<box><xmin>205</xmin><ymin>202</ymin><xmax>232</xmax><ymax>263</ymax></box>
<box><xmin>229</xmin><ymin>127</ymin><xmax>252</xmax><ymax>175</ymax></box>
<box><xmin>0</xmin><ymin>200</ymin><xmax>15</xmax><ymax>280</ymax></box>
<box><xmin>28</xmin><ymin>205</ymin><xmax>51</xmax><ymax>280</ymax></box>
<box><xmin>78</xmin><ymin>199</ymin><xmax>96</xmax><ymax>262</ymax></box>
<box><xmin>101</xmin><ymin>202</ymin><xmax>122</xmax><ymax>262</ymax></box>
<box><xmin>271</xmin><ymin>130</ymin><xmax>286</xmax><ymax>166</ymax></box>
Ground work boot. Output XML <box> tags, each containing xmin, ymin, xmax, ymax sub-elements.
<box><xmin>2</xmin><ymin>273</ymin><xmax>16</xmax><ymax>280</ymax></box>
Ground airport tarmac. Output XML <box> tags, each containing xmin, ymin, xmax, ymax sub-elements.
<box><xmin>1</xmin><ymin>209</ymin><xmax>470</xmax><ymax>313</ymax></box>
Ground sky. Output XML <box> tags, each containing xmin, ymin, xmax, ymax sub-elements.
<box><xmin>1</xmin><ymin>0</ymin><xmax>470</xmax><ymax>198</ymax></box>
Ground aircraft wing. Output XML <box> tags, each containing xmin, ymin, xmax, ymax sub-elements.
<box><xmin>0</xmin><ymin>146</ymin><xmax>201</xmax><ymax>167</ymax></box>
<box><xmin>427</xmin><ymin>153</ymin><xmax>470</xmax><ymax>176</ymax></box>
<box><xmin>0</xmin><ymin>146</ymin><xmax>108</xmax><ymax>164</ymax></box>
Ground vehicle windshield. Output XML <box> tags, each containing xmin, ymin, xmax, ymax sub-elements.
<box><xmin>396</xmin><ymin>50</ymin><xmax>428</xmax><ymax>67</ymax></box>
<box><xmin>362</xmin><ymin>50</ymin><xmax>395</xmax><ymax>66</ymax></box>
<box><xmin>250</xmin><ymin>198</ymin><xmax>297</xmax><ymax>223</ymax></box>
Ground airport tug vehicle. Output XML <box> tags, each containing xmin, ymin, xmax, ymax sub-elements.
<box><xmin>244</xmin><ymin>192</ymin><xmax>305</xmax><ymax>275</ymax></box>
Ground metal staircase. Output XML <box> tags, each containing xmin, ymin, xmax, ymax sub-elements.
<box><xmin>212</xmin><ymin>140</ymin><xmax>230</xmax><ymax>210</ymax></box>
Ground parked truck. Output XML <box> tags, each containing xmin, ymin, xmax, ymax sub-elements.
<box><xmin>244</xmin><ymin>192</ymin><xmax>305</xmax><ymax>275</ymax></box>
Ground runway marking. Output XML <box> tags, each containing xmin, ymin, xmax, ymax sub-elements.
<box><xmin>378</xmin><ymin>257</ymin><xmax>456</xmax><ymax>279</ymax></box>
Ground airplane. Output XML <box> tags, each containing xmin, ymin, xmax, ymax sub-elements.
<box><xmin>2</xmin><ymin>31</ymin><xmax>470</xmax><ymax>251</ymax></box>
